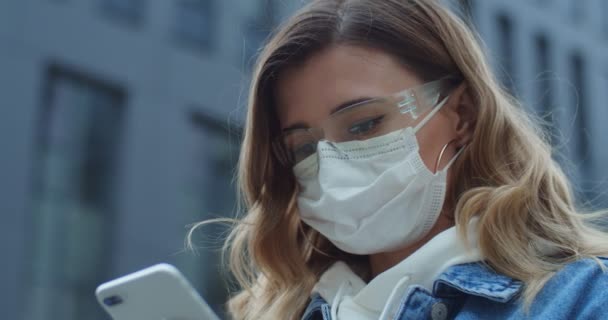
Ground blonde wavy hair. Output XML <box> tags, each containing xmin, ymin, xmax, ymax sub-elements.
<box><xmin>188</xmin><ymin>0</ymin><xmax>608</xmax><ymax>319</ymax></box>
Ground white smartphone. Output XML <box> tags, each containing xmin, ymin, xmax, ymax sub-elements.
<box><xmin>96</xmin><ymin>263</ymin><xmax>221</xmax><ymax>320</ymax></box>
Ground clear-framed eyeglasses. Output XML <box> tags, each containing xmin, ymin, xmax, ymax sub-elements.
<box><xmin>273</xmin><ymin>78</ymin><xmax>454</xmax><ymax>168</ymax></box>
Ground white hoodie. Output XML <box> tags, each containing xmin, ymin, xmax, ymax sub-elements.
<box><xmin>312</xmin><ymin>221</ymin><xmax>481</xmax><ymax>320</ymax></box>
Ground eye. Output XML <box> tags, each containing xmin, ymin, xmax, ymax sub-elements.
<box><xmin>347</xmin><ymin>115</ymin><xmax>385</xmax><ymax>137</ymax></box>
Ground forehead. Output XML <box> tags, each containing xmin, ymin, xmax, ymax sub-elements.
<box><xmin>274</xmin><ymin>45</ymin><xmax>422</xmax><ymax>130</ymax></box>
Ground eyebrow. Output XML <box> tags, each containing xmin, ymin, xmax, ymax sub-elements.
<box><xmin>281</xmin><ymin>97</ymin><xmax>374</xmax><ymax>133</ymax></box>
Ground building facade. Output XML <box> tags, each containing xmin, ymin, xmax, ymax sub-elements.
<box><xmin>460</xmin><ymin>0</ymin><xmax>608</xmax><ymax>207</ymax></box>
<box><xmin>0</xmin><ymin>1</ymin><xmax>298</xmax><ymax>319</ymax></box>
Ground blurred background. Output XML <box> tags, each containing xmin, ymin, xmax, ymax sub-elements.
<box><xmin>1</xmin><ymin>0</ymin><xmax>607</xmax><ymax>319</ymax></box>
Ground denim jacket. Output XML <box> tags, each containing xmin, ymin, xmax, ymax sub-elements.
<box><xmin>301</xmin><ymin>257</ymin><xmax>608</xmax><ymax>320</ymax></box>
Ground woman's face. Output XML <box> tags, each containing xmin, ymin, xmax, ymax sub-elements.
<box><xmin>274</xmin><ymin>44</ymin><xmax>464</xmax><ymax>173</ymax></box>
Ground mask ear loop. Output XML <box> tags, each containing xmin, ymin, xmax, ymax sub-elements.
<box><xmin>435</xmin><ymin>141</ymin><xmax>467</xmax><ymax>173</ymax></box>
<box><xmin>434</xmin><ymin>139</ymin><xmax>456</xmax><ymax>173</ymax></box>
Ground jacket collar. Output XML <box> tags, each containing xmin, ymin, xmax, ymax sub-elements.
<box><xmin>433</xmin><ymin>262</ymin><xmax>523</xmax><ymax>303</ymax></box>
<box><xmin>302</xmin><ymin>263</ymin><xmax>524</xmax><ymax>319</ymax></box>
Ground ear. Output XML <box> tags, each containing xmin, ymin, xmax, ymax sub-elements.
<box><xmin>441</xmin><ymin>83</ymin><xmax>476</xmax><ymax>147</ymax></box>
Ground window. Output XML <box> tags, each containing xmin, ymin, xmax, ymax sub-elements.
<box><xmin>100</xmin><ymin>0</ymin><xmax>146</xmax><ymax>26</ymax></box>
<box><xmin>457</xmin><ymin>0</ymin><xmax>474</xmax><ymax>21</ymax></box>
<box><xmin>569</xmin><ymin>0</ymin><xmax>584</xmax><ymax>23</ymax></box>
<box><xmin>175</xmin><ymin>109</ymin><xmax>241</xmax><ymax>318</ymax></box>
<box><xmin>23</xmin><ymin>65</ymin><xmax>126</xmax><ymax>320</ymax></box>
<box><xmin>602</xmin><ymin>1</ymin><xmax>608</xmax><ymax>39</ymax></box>
<box><xmin>534</xmin><ymin>34</ymin><xmax>556</xmax><ymax>144</ymax></box>
<box><xmin>241</xmin><ymin>0</ymin><xmax>277</xmax><ymax>68</ymax></box>
<box><xmin>242</xmin><ymin>23</ymin><xmax>270</xmax><ymax>68</ymax></box>
<box><xmin>570</xmin><ymin>53</ymin><xmax>589</xmax><ymax>165</ymax></box>
<box><xmin>173</xmin><ymin>0</ymin><xmax>215</xmax><ymax>51</ymax></box>
<box><xmin>568</xmin><ymin>52</ymin><xmax>593</xmax><ymax>204</ymax></box>
<box><xmin>496</xmin><ymin>13</ymin><xmax>516</xmax><ymax>95</ymax></box>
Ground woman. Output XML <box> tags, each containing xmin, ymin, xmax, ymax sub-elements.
<box><xmin>193</xmin><ymin>0</ymin><xmax>608</xmax><ymax>319</ymax></box>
